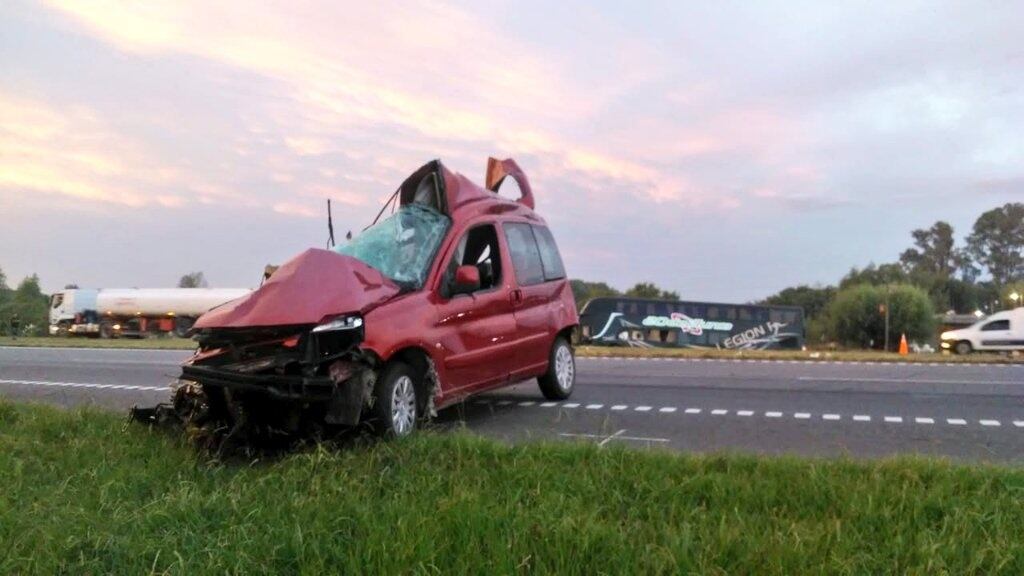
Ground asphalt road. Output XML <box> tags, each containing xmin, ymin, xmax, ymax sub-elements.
<box><xmin>2</xmin><ymin>346</ymin><xmax>1023</xmax><ymax>462</ymax></box>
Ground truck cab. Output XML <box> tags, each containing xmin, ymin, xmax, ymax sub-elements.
<box><xmin>940</xmin><ymin>308</ymin><xmax>1024</xmax><ymax>355</ymax></box>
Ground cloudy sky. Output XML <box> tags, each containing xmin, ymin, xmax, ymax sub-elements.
<box><xmin>1</xmin><ymin>1</ymin><xmax>1022</xmax><ymax>301</ymax></box>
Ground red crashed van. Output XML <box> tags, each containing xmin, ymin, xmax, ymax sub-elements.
<box><xmin>181</xmin><ymin>158</ymin><xmax>578</xmax><ymax>437</ymax></box>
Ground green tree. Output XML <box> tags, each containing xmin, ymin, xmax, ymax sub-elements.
<box><xmin>839</xmin><ymin>263</ymin><xmax>910</xmax><ymax>289</ymax></box>
<box><xmin>569</xmin><ymin>279</ymin><xmax>620</xmax><ymax>311</ymax></box>
<box><xmin>0</xmin><ymin>273</ymin><xmax>49</xmax><ymax>336</ymax></box>
<box><xmin>759</xmin><ymin>285</ymin><xmax>836</xmax><ymax>320</ymax></box>
<box><xmin>826</xmin><ymin>284</ymin><xmax>934</xmax><ymax>350</ymax></box>
<box><xmin>178</xmin><ymin>271</ymin><xmax>209</xmax><ymax>288</ymax></box>
<box><xmin>899</xmin><ymin>221</ymin><xmax>966</xmax><ymax>279</ymax></box>
<box><xmin>624</xmin><ymin>282</ymin><xmax>679</xmax><ymax>301</ymax></box>
<box><xmin>966</xmin><ymin>203</ymin><xmax>1024</xmax><ymax>286</ymax></box>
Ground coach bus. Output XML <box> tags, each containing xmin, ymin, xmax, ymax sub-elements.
<box><xmin>579</xmin><ymin>297</ymin><xmax>805</xmax><ymax>350</ymax></box>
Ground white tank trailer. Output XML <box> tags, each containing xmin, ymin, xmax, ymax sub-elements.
<box><xmin>49</xmin><ymin>288</ymin><xmax>252</xmax><ymax>338</ymax></box>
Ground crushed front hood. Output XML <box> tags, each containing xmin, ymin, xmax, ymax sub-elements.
<box><xmin>194</xmin><ymin>248</ymin><xmax>400</xmax><ymax>330</ymax></box>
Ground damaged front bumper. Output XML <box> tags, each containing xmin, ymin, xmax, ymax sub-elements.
<box><xmin>181</xmin><ymin>364</ymin><xmax>337</xmax><ymax>401</ymax></box>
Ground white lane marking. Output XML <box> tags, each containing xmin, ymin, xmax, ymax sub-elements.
<box><xmin>711</xmin><ymin>409</ymin><xmax>728</xmax><ymax>415</ymax></box>
<box><xmin>635</xmin><ymin>406</ymin><xmax>652</xmax><ymax>412</ymax></box>
<box><xmin>659</xmin><ymin>407</ymin><xmax>677</xmax><ymax>413</ymax></box>
<box><xmin>0</xmin><ymin>378</ymin><xmax>167</xmax><ymax>392</ymax></box>
<box><xmin>610</xmin><ymin>405</ymin><xmax>628</xmax><ymax>411</ymax></box>
<box><xmin>798</xmin><ymin>376</ymin><xmax>1023</xmax><ymax>385</ymax></box>
<box><xmin>562</xmin><ymin>403</ymin><xmax>580</xmax><ymax>409</ymax></box>
<box><xmin>980</xmin><ymin>419</ymin><xmax>1001</xmax><ymax>427</ymax></box>
<box><xmin>1014</xmin><ymin>421</ymin><xmax>1024</xmax><ymax>428</ymax></box>
<box><xmin>947</xmin><ymin>418</ymin><xmax>967</xmax><ymax>425</ymax></box>
<box><xmin>585</xmin><ymin>404</ymin><xmax>604</xmax><ymax>410</ymax></box>
<box><xmin>915</xmin><ymin>417</ymin><xmax>935</xmax><ymax>424</ymax></box>
<box><xmin>737</xmin><ymin>410</ymin><xmax>754</xmax><ymax>416</ymax></box>
<box><xmin>518</xmin><ymin>401</ymin><xmax>535</xmax><ymax>407</ymax></box>
<box><xmin>496</xmin><ymin>400</ymin><xmax>513</xmax><ymax>406</ymax></box>
<box><xmin>539</xmin><ymin>402</ymin><xmax>558</xmax><ymax>408</ymax></box>
<box><xmin>822</xmin><ymin>414</ymin><xmax>841</xmax><ymax>421</ymax></box>
<box><xmin>598</xmin><ymin>429</ymin><xmax>626</xmax><ymax>447</ymax></box>
<box><xmin>685</xmin><ymin>408</ymin><xmax>702</xmax><ymax>414</ymax></box>
<box><xmin>794</xmin><ymin>413</ymin><xmax>811</xmax><ymax>419</ymax></box>
<box><xmin>884</xmin><ymin>416</ymin><xmax>903</xmax><ymax>423</ymax></box>
<box><xmin>559</xmin><ymin>431</ymin><xmax>669</xmax><ymax>444</ymax></box>
<box><xmin>580</xmin><ymin>355</ymin><xmax>1022</xmax><ymax>365</ymax></box>
<box><xmin>765</xmin><ymin>411</ymin><xmax>783</xmax><ymax>418</ymax></box>
<box><xmin>853</xmin><ymin>415</ymin><xmax>871</xmax><ymax>422</ymax></box>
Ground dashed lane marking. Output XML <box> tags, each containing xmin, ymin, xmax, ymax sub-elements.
<box><xmin>853</xmin><ymin>415</ymin><xmax>871</xmax><ymax>422</ymax></box>
<box><xmin>794</xmin><ymin>413</ymin><xmax>811</xmax><ymax>419</ymax></box>
<box><xmin>948</xmin><ymin>418</ymin><xmax>967</xmax><ymax>425</ymax></box>
<box><xmin>659</xmin><ymin>407</ymin><xmax>677</xmax><ymax>413</ymax></box>
<box><xmin>915</xmin><ymin>417</ymin><xmax>935</xmax><ymax>424</ymax></box>
<box><xmin>684</xmin><ymin>408</ymin><xmax>701</xmax><ymax>414</ymax></box>
<box><xmin>980</xmin><ymin>420</ymin><xmax>1001</xmax><ymax>427</ymax></box>
<box><xmin>0</xmin><ymin>378</ymin><xmax>167</xmax><ymax>392</ymax></box>
<box><xmin>885</xmin><ymin>416</ymin><xmax>903</xmax><ymax>423</ymax></box>
<box><xmin>711</xmin><ymin>409</ymin><xmax>728</xmax><ymax>415</ymax></box>
<box><xmin>737</xmin><ymin>410</ymin><xmax>754</xmax><ymax>416</ymax></box>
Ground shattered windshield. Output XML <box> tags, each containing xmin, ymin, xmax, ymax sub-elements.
<box><xmin>335</xmin><ymin>204</ymin><xmax>450</xmax><ymax>289</ymax></box>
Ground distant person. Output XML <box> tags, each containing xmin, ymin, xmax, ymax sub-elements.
<box><xmin>9</xmin><ymin>313</ymin><xmax>20</xmax><ymax>340</ymax></box>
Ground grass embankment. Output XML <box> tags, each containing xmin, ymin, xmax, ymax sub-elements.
<box><xmin>0</xmin><ymin>336</ymin><xmax>196</xmax><ymax>350</ymax></box>
<box><xmin>576</xmin><ymin>345</ymin><xmax>1024</xmax><ymax>364</ymax></box>
<box><xmin>3</xmin><ymin>401</ymin><xmax>1024</xmax><ymax>574</ymax></box>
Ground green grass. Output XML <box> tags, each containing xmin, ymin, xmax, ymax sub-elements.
<box><xmin>0</xmin><ymin>336</ymin><xmax>196</xmax><ymax>350</ymax></box>
<box><xmin>576</xmin><ymin>345</ymin><xmax>1024</xmax><ymax>364</ymax></box>
<box><xmin>3</xmin><ymin>401</ymin><xmax>1024</xmax><ymax>574</ymax></box>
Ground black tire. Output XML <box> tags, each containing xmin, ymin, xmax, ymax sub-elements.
<box><xmin>955</xmin><ymin>341</ymin><xmax>973</xmax><ymax>355</ymax></box>
<box><xmin>538</xmin><ymin>337</ymin><xmax>575</xmax><ymax>400</ymax></box>
<box><xmin>372</xmin><ymin>361</ymin><xmax>419</xmax><ymax>438</ymax></box>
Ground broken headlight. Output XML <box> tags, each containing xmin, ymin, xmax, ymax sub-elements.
<box><xmin>312</xmin><ymin>315</ymin><xmax>363</xmax><ymax>333</ymax></box>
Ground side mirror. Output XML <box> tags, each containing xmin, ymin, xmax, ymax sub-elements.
<box><xmin>453</xmin><ymin>265</ymin><xmax>481</xmax><ymax>295</ymax></box>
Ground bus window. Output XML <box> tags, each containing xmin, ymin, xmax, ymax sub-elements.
<box><xmin>739</xmin><ymin>308</ymin><xmax>752</xmax><ymax>321</ymax></box>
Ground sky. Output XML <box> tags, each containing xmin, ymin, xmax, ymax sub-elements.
<box><xmin>1</xmin><ymin>1</ymin><xmax>1022</xmax><ymax>301</ymax></box>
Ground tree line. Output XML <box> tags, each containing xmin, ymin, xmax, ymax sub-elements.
<box><xmin>761</xmin><ymin>203</ymin><xmax>1024</xmax><ymax>349</ymax></box>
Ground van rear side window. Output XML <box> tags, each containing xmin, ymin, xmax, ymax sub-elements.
<box><xmin>533</xmin><ymin>225</ymin><xmax>566</xmax><ymax>281</ymax></box>
<box><xmin>504</xmin><ymin>222</ymin><xmax>545</xmax><ymax>286</ymax></box>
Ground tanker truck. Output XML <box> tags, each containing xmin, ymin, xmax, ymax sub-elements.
<box><xmin>49</xmin><ymin>288</ymin><xmax>252</xmax><ymax>338</ymax></box>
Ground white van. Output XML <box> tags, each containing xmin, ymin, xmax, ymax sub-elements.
<box><xmin>940</xmin><ymin>307</ymin><xmax>1024</xmax><ymax>355</ymax></box>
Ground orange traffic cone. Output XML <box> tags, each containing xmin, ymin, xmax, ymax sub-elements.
<box><xmin>898</xmin><ymin>333</ymin><xmax>909</xmax><ymax>355</ymax></box>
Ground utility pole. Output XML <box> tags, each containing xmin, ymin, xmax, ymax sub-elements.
<box><xmin>880</xmin><ymin>285</ymin><xmax>891</xmax><ymax>352</ymax></box>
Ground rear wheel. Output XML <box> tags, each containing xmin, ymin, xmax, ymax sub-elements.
<box><xmin>955</xmin><ymin>341</ymin><xmax>973</xmax><ymax>355</ymax></box>
<box><xmin>372</xmin><ymin>362</ymin><xmax>418</xmax><ymax>438</ymax></box>
<box><xmin>538</xmin><ymin>337</ymin><xmax>575</xmax><ymax>400</ymax></box>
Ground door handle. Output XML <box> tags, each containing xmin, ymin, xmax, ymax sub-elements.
<box><xmin>510</xmin><ymin>289</ymin><xmax>523</xmax><ymax>306</ymax></box>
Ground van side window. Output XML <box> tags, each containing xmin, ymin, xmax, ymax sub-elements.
<box><xmin>443</xmin><ymin>224</ymin><xmax>502</xmax><ymax>297</ymax></box>
<box><xmin>981</xmin><ymin>320</ymin><xmax>1010</xmax><ymax>331</ymax></box>
<box><xmin>532</xmin><ymin>225</ymin><xmax>566</xmax><ymax>281</ymax></box>
<box><xmin>503</xmin><ymin>222</ymin><xmax>545</xmax><ymax>286</ymax></box>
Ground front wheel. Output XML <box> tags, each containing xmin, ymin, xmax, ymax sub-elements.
<box><xmin>372</xmin><ymin>362</ymin><xmax>419</xmax><ymax>438</ymax></box>
<box><xmin>538</xmin><ymin>337</ymin><xmax>575</xmax><ymax>400</ymax></box>
<box><xmin>955</xmin><ymin>341</ymin><xmax>973</xmax><ymax>355</ymax></box>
